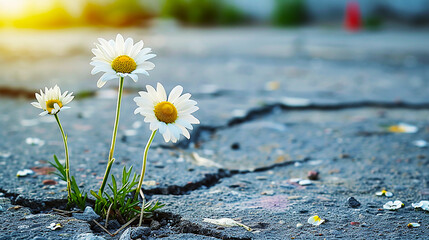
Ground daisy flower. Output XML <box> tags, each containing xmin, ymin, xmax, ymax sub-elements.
<box><xmin>383</xmin><ymin>200</ymin><xmax>404</xmax><ymax>210</ymax></box>
<box><xmin>90</xmin><ymin>34</ymin><xmax>156</xmax><ymax>88</ymax></box>
<box><xmin>375</xmin><ymin>189</ymin><xmax>393</xmax><ymax>197</ymax></box>
<box><xmin>134</xmin><ymin>83</ymin><xmax>200</xmax><ymax>143</ymax></box>
<box><xmin>307</xmin><ymin>215</ymin><xmax>325</xmax><ymax>226</ymax></box>
<box><xmin>412</xmin><ymin>200</ymin><xmax>429</xmax><ymax>211</ymax></box>
<box><xmin>31</xmin><ymin>85</ymin><xmax>74</xmax><ymax>116</ymax></box>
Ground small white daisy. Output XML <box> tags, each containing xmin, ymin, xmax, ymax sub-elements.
<box><xmin>90</xmin><ymin>34</ymin><xmax>156</xmax><ymax>88</ymax></box>
<box><xmin>408</xmin><ymin>222</ymin><xmax>420</xmax><ymax>228</ymax></box>
<box><xmin>307</xmin><ymin>215</ymin><xmax>325</xmax><ymax>226</ymax></box>
<box><xmin>31</xmin><ymin>85</ymin><xmax>74</xmax><ymax>116</ymax></box>
<box><xmin>375</xmin><ymin>189</ymin><xmax>393</xmax><ymax>197</ymax></box>
<box><xmin>383</xmin><ymin>200</ymin><xmax>404</xmax><ymax>211</ymax></box>
<box><xmin>134</xmin><ymin>83</ymin><xmax>200</xmax><ymax>143</ymax></box>
<box><xmin>412</xmin><ymin>200</ymin><xmax>429</xmax><ymax>211</ymax></box>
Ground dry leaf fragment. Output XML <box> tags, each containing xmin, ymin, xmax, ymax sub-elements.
<box><xmin>203</xmin><ymin>218</ymin><xmax>252</xmax><ymax>231</ymax></box>
<box><xmin>191</xmin><ymin>153</ymin><xmax>223</xmax><ymax>168</ymax></box>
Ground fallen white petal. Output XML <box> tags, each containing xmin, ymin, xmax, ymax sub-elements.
<box><xmin>191</xmin><ymin>153</ymin><xmax>223</xmax><ymax>168</ymax></box>
<box><xmin>412</xmin><ymin>140</ymin><xmax>427</xmax><ymax>148</ymax></box>
<box><xmin>47</xmin><ymin>223</ymin><xmax>62</xmax><ymax>230</ymax></box>
<box><xmin>203</xmin><ymin>218</ymin><xmax>252</xmax><ymax>231</ymax></box>
<box><xmin>408</xmin><ymin>222</ymin><xmax>420</xmax><ymax>228</ymax></box>
<box><xmin>16</xmin><ymin>169</ymin><xmax>34</xmax><ymax>177</ymax></box>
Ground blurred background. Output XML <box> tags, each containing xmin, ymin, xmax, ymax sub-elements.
<box><xmin>0</xmin><ymin>0</ymin><xmax>428</xmax><ymax>199</ymax></box>
<box><xmin>0</xmin><ymin>0</ymin><xmax>428</xmax><ymax>97</ymax></box>
<box><xmin>1</xmin><ymin>0</ymin><xmax>429</xmax><ymax>144</ymax></box>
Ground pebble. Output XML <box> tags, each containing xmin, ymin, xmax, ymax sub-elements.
<box><xmin>107</xmin><ymin>220</ymin><xmax>121</xmax><ymax>230</ymax></box>
<box><xmin>42</xmin><ymin>180</ymin><xmax>57</xmax><ymax>185</ymax></box>
<box><xmin>347</xmin><ymin>197</ymin><xmax>361</xmax><ymax>208</ymax></box>
<box><xmin>261</xmin><ymin>190</ymin><xmax>275</xmax><ymax>196</ymax></box>
<box><xmin>73</xmin><ymin>233</ymin><xmax>106</xmax><ymax>240</ymax></box>
<box><xmin>130</xmin><ymin>226</ymin><xmax>151</xmax><ymax>238</ymax></box>
<box><xmin>72</xmin><ymin>207</ymin><xmax>100</xmax><ymax>222</ymax></box>
<box><xmin>296</xmin><ymin>223</ymin><xmax>303</xmax><ymax>228</ymax></box>
<box><xmin>256</xmin><ymin>176</ymin><xmax>268</xmax><ymax>180</ymax></box>
<box><xmin>299</xmin><ymin>180</ymin><xmax>312</xmax><ymax>186</ymax></box>
<box><xmin>150</xmin><ymin>220</ymin><xmax>162</xmax><ymax>230</ymax></box>
<box><xmin>231</xmin><ymin>142</ymin><xmax>240</xmax><ymax>150</ymax></box>
<box><xmin>119</xmin><ymin>228</ymin><xmax>132</xmax><ymax>240</ymax></box>
<box><xmin>25</xmin><ymin>137</ymin><xmax>45</xmax><ymax>146</ymax></box>
<box><xmin>307</xmin><ymin>170</ymin><xmax>319</xmax><ymax>180</ymax></box>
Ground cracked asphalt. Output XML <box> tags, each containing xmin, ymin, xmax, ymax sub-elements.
<box><xmin>0</xmin><ymin>27</ymin><xmax>429</xmax><ymax>239</ymax></box>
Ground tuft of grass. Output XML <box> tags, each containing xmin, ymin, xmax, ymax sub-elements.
<box><xmin>91</xmin><ymin>166</ymin><xmax>164</xmax><ymax>223</ymax></box>
<box><xmin>50</xmin><ymin>155</ymin><xmax>87</xmax><ymax>210</ymax></box>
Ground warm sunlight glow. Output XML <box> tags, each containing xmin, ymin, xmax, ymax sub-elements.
<box><xmin>0</xmin><ymin>0</ymin><xmax>27</xmax><ymax>18</ymax></box>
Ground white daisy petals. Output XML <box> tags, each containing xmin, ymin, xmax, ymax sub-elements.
<box><xmin>387</xmin><ymin>123</ymin><xmax>418</xmax><ymax>133</ymax></box>
<box><xmin>412</xmin><ymin>200</ymin><xmax>429</xmax><ymax>211</ymax></box>
<box><xmin>307</xmin><ymin>215</ymin><xmax>325</xmax><ymax>226</ymax></box>
<box><xmin>134</xmin><ymin>83</ymin><xmax>199</xmax><ymax>143</ymax></box>
<box><xmin>383</xmin><ymin>200</ymin><xmax>404</xmax><ymax>210</ymax></box>
<box><xmin>31</xmin><ymin>85</ymin><xmax>73</xmax><ymax>115</ymax></box>
<box><xmin>90</xmin><ymin>34</ymin><xmax>156</xmax><ymax>88</ymax></box>
<box><xmin>408</xmin><ymin>223</ymin><xmax>420</xmax><ymax>228</ymax></box>
<box><xmin>375</xmin><ymin>190</ymin><xmax>393</xmax><ymax>197</ymax></box>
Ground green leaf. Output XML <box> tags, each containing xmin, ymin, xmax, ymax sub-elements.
<box><xmin>90</xmin><ymin>190</ymin><xmax>101</xmax><ymax>200</ymax></box>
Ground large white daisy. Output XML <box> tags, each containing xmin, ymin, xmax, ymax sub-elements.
<box><xmin>134</xmin><ymin>83</ymin><xmax>200</xmax><ymax>143</ymax></box>
<box><xmin>90</xmin><ymin>34</ymin><xmax>156</xmax><ymax>88</ymax></box>
<box><xmin>31</xmin><ymin>85</ymin><xmax>74</xmax><ymax>116</ymax></box>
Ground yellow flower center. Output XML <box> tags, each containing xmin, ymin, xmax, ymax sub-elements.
<box><xmin>111</xmin><ymin>55</ymin><xmax>137</xmax><ymax>74</ymax></box>
<box><xmin>381</xmin><ymin>190</ymin><xmax>387</xmax><ymax>195</ymax></box>
<box><xmin>314</xmin><ymin>216</ymin><xmax>321</xmax><ymax>221</ymax></box>
<box><xmin>154</xmin><ymin>101</ymin><xmax>178</xmax><ymax>124</ymax></box>
<box><xmin>388</xmin><ymin>126</ymin><xmax>404</xmax><ymax>133</ymax></box>
<box><xmin>46</xmin><ymin>99</ymin><xmax>62</xmax><ymax>113</ymax></box>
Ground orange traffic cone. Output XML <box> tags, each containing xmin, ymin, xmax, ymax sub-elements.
<box><xmin>344</xmin><ymin>1</ymin><xmax>361</xmax><ymax>32</ymax></box>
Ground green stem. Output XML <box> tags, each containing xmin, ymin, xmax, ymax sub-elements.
<box><xmin>54</xmin><ymin>114</ymin><xmax>72</xmax><ymax>202</ymax></box>
<box><xmin>98</xmin><ymin>77</ymin><xmax>125</xmax><ymax>196</ymax></box>
<box><xmin>134</xmin><ymin>130</ymin><xmax>157</xmax><ymax>202</ymax></box>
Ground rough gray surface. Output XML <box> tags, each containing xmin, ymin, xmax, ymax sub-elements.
<box><xmin>0</xmin><ymin>198</ymin><xmax>93</xmax><ymax>239</ymax></box>
<box><xmin>1</xmin><ymin>27</ymin><xmax>429</xmax><ymax>239</ymax></box>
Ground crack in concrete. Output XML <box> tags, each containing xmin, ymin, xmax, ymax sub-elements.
<box><xmin>0</xmin><ymin>187</ymin><xmax>67</xmax><ymax>213</ymax></box>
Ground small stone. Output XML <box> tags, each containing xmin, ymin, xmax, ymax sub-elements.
<box><xmin>307</xmin><ymin>171</ymin><xmax>319</xmax><ymax>180</ymax></box>
<box><xmin>296</xmin><ymin>223</ymin><xmax>303</xmax><ymax>228</ymax></box>
<box><xmin>119</xmin><ymin>228</ymin><xmax>131</xmax><ymax>240</ymax></box>
<box><xmin>347</xmin><ymin>197</ymin><xmax>361</xmax><ymax>208</ymax></box>
<box><xmin>150</xmin><ymin>220</ymin><xmax>161</xmax><ymax>230</ymax></box>
<box><xmin>73</xmin><ymin>206</ymin><xmax>100</xmax><ymax>222</ymax></box>
<box><xmin>256</xmin><ymin>176</ymin><xmax>268</xmax><ymax>180</ymax></box>
<box><xmin>42</xmin><ymin>180</ymin><xmax>58</xmax><ymax>185</ymax></box>
<box><xmin>131</xmin><ymin>226</ymin><xmax>151</xmax><ymax>238</ymax></box>
<box><xmin>298</xmin><ymin>180</ymin><xmax>312</xmax><ymax>186</ymax></box>
<box><xmin>231</xmin><ymin>142</ymin><xmax>240</xmax><ymax>150</ymax></box>
<box><xmin>73</xmin><ymin>233</ymin><xmax>106</xmax><ymax>240</ymax></box>
<box><xmin>261</xmin><ymin>190</ymin><xmax>275</xmax><ymax>196</ymax></box>
<box><xmin>350</xmin><ymin>222</ymin><xmax>360</xmax><ymax>226</ymax></box>
<box><xmin>107</xmin><ymin>220</ymin><xmax>121</xmax><ymax>230</ymax></box>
